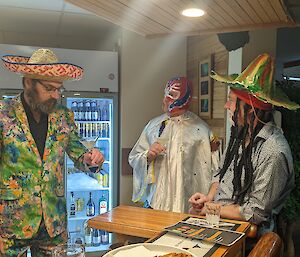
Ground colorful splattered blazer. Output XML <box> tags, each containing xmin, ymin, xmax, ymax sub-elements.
<box><xmin>0</xmin><ymin>95</ymin><xmax>87</xmax><ymax>239</ymax></box>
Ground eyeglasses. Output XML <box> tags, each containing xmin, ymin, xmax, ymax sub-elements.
<box><xmin>37</xmin><ymin>80</ymin><xmax>66</xmax><ymax>94</ymax></box>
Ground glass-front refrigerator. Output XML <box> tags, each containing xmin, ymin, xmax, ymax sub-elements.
<box><xmin>62</xmin><ymin>91</ymin><xmax>119</xmax><ymax>253</ymax></box>
<box><xmin>0</xmin><ymin>88</ymin><xmax>22</xmax><ymax>99</ymax></box>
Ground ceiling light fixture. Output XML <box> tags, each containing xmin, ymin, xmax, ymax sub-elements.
<box><xmin>181</xmin><ymin>8</ymin><xmax>205</xmax><ymax>17</ymax></box>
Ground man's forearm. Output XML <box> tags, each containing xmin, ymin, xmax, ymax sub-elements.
<box><xmin>207</xmin><ymin>182</ymin><xmax>219</xmax><ymax>201</ymax></box>
<box><xmin>220</xmin><ymin>204</ymin><xmax>244</xmax><ymax>221</ymax></box>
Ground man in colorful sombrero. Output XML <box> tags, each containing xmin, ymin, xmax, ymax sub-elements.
<box><xmin>129</xmin><ymin>77</ymin><xmax>219</xmax><ymax>213</ymax></box>
<box><xmin>189</xmin><ymin>53</ymin><xmax>298</xmax><ymax>236</ymax></box>
<box><xmin>0</xmin><ymin>49</ymin><xmax>104</xmax><ymax>256</ymax></box>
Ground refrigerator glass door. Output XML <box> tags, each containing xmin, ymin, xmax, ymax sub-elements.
<box><xmin>62</xmin><ymin>91</ymin><xmax>118</xmax><ymax>252</ymax></box>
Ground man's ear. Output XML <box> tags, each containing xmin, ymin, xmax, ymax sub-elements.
<box><xmin>23</xmin><ymin>77</ymin><xmax>32</xmax><ymax>89</ymax></box>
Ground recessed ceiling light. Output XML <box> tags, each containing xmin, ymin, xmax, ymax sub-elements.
<box><xmin>182</xmin><ymin>8</ymin><xmax>205</xmax><ymax>17</ymax></box>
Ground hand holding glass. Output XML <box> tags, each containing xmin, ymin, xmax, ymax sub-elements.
<box><xmin>81</xmin><ymin>136</ymin><xmax>102</xmax><ymax>172</ymax></box>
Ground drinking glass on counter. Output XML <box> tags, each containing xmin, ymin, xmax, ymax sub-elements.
<box><xmin>51</xmin><ymin>243</ymin><xmax>85</xmax><ymax>257</ymax></box>
<box><xmin>205</xmin><ymin>201</ymin><xmax>221</xmax><ymax>227</ymax></box>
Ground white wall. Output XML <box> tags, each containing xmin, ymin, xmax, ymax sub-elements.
<box><xmin>0</xmin><ymin>44</ymin><xmax>118</xmax><ymax>92</ymax></box>
<box><xmin>119</xmin><ymin>30</ymin><xmax>187</xmax><ymax>205</ymax></box>
<box><xmin>242</xmin><ymin>28</ymin><xmax>277</xmax><ymax>68</ymax></box>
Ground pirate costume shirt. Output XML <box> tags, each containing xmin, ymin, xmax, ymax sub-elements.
<box><xmin>213</xmin><ymin>122</ymin><xmax>294</xmax><ymax>233</ymax></box>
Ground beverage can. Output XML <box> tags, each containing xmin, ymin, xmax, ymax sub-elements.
<box><xmin>103</xmin><ymin>172</ymin><xmax>109</xmax><ymax>187</ymax></box>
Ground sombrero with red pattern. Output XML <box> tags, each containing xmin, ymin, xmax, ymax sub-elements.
<box><xmin>211</xmin><ymin>53</ymin><xmax>300</xmax><ymax>110</ymax></box>
<box><xmin>1</xmin><ymin>48</ymin><xmax>83</xmax><ymax>82</ymax></box>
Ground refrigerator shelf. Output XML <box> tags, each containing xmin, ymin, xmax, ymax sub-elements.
<box><xmin>81</xmin><ymin>137</ymin><xmax>111</xmax><ymax>141</ymax></box>
<box><xmin>85</xmin><ymin>244</ymin><xmax>110</xmax><ymax>252</ymax></box>
<box><xmin>75</xmin><ymin>121</ymin><xmax>111</xmax><ymax>124</ymax></box>
<box><xmin>68</xmin><ymin>215</ymin><xmax>98</xmax><ymax>221</ymax></box>
<box><xmin>67</xmin><ymin>187</ymin><xmax>110</xmax><ymax>192</ymax></box>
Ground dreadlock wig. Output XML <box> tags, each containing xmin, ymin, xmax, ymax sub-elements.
<box><xmin>219</xmin><ymin>98</ymin><xmax>273</xmax><ymax>205</ymax></box>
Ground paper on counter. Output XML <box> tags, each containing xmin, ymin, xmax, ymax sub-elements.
<box><xmin>113</xmin><ymin>245</ymin><xmax>158</xmax><ymax>257</ymax></box>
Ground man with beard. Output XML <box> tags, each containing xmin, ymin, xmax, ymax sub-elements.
<box><xmin>0</xmin><ymin>49</ymin><xmax>104</xmax><ymax>256</ymax></box>
<box><xmin>189</xmin><ymin>53</ymin><xmax>299</xmax><ymax>236</ymax></box>
<box><xmin>129</xmin><ymin>77</ymin><xmax>219</xmax><ymax>213</ymax></box>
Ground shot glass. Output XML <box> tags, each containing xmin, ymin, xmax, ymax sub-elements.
<box><xmin>51</xmin><ymin>243</ymin><xmax>85</xmax><ymax>257</ymax></box>
<box><xmin>205</xmin><ymin>201</ymin><xmax>221</xmax><ymax>227</ymax></box>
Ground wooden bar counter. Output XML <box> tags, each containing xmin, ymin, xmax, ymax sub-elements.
<box><xmin>88</xmin><ymin>205</ymin><xmax>252</xmax><ymax>256</ymax></box>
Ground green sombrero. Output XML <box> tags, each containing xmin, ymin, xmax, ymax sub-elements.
<box><xmin>211</xmin><ymin>53</ymin><xmax>300</xmax><ymax>110</ymax></box>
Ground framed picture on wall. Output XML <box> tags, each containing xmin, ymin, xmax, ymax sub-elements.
<box><xmin>198</xmin><ymin>55</ymin><xmax>214</xmax><ymax>119</ymax></box>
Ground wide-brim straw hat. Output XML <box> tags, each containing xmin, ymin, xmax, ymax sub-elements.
<box><xmin>1</xmin><ymin>48</ymin><xmax>83</xmax><ymax>82</ymax></box>
<box><xmin>211</xmin><ymin>53</ymin><xmax>300</xmax><ymax>110</ymax></box>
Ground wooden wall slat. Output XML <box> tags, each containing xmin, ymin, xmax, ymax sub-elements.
<box><xmin>98</xmin><ymin>0</ymin><xmax>172</xmax><ymax>33</ymax></box>
<box><xmin>269</xmin><ymin>0</ymin><xmax>289</xmax><ymax>22</ymax></box>
<box><xmin>67</xmin><ymin>0</ymin><xmax>153</xmax><ymax>35</ymax></box>
<box><xmin>225</xmin><ymin>0</ymin><xmax>254</xmax><ymax>24</ymax></box>
<box><xmin>202</xmin><ymin>0</ymin><xmax>239</xmax><ymax>26</ymax></box>
<box><xmin>157</xmin><ymin>0</ymin><xmax>216</xmax><ymax>30</ymax></box>
<box><xmin>193</xmin><ymin>0</ymin><xmax>231</xmax><ymax>27</ymax></box>
<box><xmin>247</xmin><ymin>0</ymin><xmax>272</xmax><ymax>23</ymax></box>
<box><xmin>259</xmin><ymin>0</ymin><xmax>280</xmax><ymax>22</ymax></box>
<box><xmin>187</xmin><ymin>34</ymin><xmax>228</xmax><ymax>139</ymax></box>
<box><xmin>214</xmin><ymin>0</ymin><xmax>246</xmax><ymax>25</ymax></box>
<box><xmin>236</xmin><ymin>0</ymin><xmax>263</xmax><ymax>23</ymax></box>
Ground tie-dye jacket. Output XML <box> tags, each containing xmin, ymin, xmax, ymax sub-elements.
<box><xmin>0</xmin><ymin>95</ymin><xmax>87</xmax><ymax>239</ymax></box>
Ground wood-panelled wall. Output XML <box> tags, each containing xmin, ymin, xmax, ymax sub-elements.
<box><xmin>187</xmin><ymin>34</ymin><xmax>228</xmax><ymax>140</ymax></box>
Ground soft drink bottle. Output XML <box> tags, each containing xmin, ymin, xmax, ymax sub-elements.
<box><xmin>91</xmin><ymin>100</ymin><xmax>97</xmax><ymax>121</ymax></box>
<box><xmin>97</xmin><ymin>100</ymin><xmax>102</xmax><ymax>121</ymax></box>
<box><xmin>71</xmin><ymin>101</ymin><xmax>78</xmax><ymax>120</ymax></box>
<box><xmin>85</xmin><ymin>100</ymin><xmax>92</xmax><ymax>121</ymax></box>
<box><xmin>102</xmin><ymin>101</ymin><xmax>109</xmax><ymax>121</ymax></box>
<box><xmin>78</xmin><ymin>101</ymin><xmax>84</xmax><ymax>121</ymax></box>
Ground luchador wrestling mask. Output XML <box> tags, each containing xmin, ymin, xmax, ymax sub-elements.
<box><xmin>163</xmin><ymin>77</ymin><xmax>192</xmax><ymax>115</ymax></box>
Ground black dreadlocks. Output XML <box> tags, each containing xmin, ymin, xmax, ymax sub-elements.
<box><xmin>219</xmin><ymin>98</ymin><xmax>273</xmax><ymax>205</ymax></box>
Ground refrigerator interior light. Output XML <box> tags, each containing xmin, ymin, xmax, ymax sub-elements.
<box><xmin>74</xmin><ymin>93</ymin><xmax>81</xmax><ymax>96</ymax></box>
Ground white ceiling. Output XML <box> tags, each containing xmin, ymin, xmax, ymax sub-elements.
<box><xmin>0</xmin><ymin>0</ymin><xmax>118</xmax><ymax>41</ymax></box>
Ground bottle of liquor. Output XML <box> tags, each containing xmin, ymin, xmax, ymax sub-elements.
<box><xmin>70</xmin><ymin>191</ymin><xmax>76</xmax><ymax>217</ymax></box>
<box><xmin>84</xmin><ymin>220</ymin><xmax>92</xmax><ymax>246</ymax></box>
<box><xmin>101</xmin><ymin>231</ymin><xmax>109</xmax><ymax>245</ymax></box>
<box><xmin>86</xmin><ymin>192</ymin><xmax>95</xmax><ymax>216</ymax></box>
<box><xmin>91</xmin><ymin>100</ymin><xmax>97</xmax><ymax>121</ymax></box>
<box><xmin>96</xmin><ymin>100</ymin><xmax>102</xmax><ymax>121</ymax></box>
<box><xmin>79</xmin><ymin>123</ymin><xmax>84</xmax><ymax>138</ymax></box>
<box><xmin>99</xmin><ymin>194</ymin><xmax>108</xmax><ymax>214</ymax></box>
<box><xmin>101</xmin><ymin>123</ymin><xmax>107</xmax><ymax>138</ymax></box>
<box><xmin>71</xmin><ymin>101</ymin><xmax>78</xmax><ymax>120</ymax></box>
<box><xmin>92</xmin><ymin>229</ymin><xmax>101</xmax><ymax>247</ymax></box>
<box><xmin>85</xmin><ymin>100</ymin><xmax>92</xmax><ymax>121</ymax></box>
<box><xmin>102</xmin><ymin>101</ymin><xmax>109</xmax><ymax>121</ymax></box>
<box><xmin>78</xmin><ymin>101</ymin><xmax>84</xmax><ymax>121</ymax></box>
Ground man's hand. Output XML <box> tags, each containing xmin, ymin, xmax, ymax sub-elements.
<box><xmin>147</xmin><ymin>142</ymin><xmax>166</xmax><ymax>163</ymax></box>
<box><xmin>188</xmin><ymin>192</ymin><xmax>210</xmax><ymax>214</ymax></box>
<box><xmin>83</xmin><ymin>148</ymin><xmax>104</xmax><ymax>167</ymax></box>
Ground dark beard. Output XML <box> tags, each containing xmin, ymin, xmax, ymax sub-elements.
<box><xmin>26</xmin><ymin>86</ymin><xmax>57</xmax><ymax>114</ymax></box>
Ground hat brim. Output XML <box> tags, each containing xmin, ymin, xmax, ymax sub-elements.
<box><xmin>1</xmin><ymin>55</ymin><xmax>83</xmax><ymax>82</ymax></box>
<box><xmin>211</xmin><ymin>71</ymin><xmax>300</xmax><ymax>110</ymax></box>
